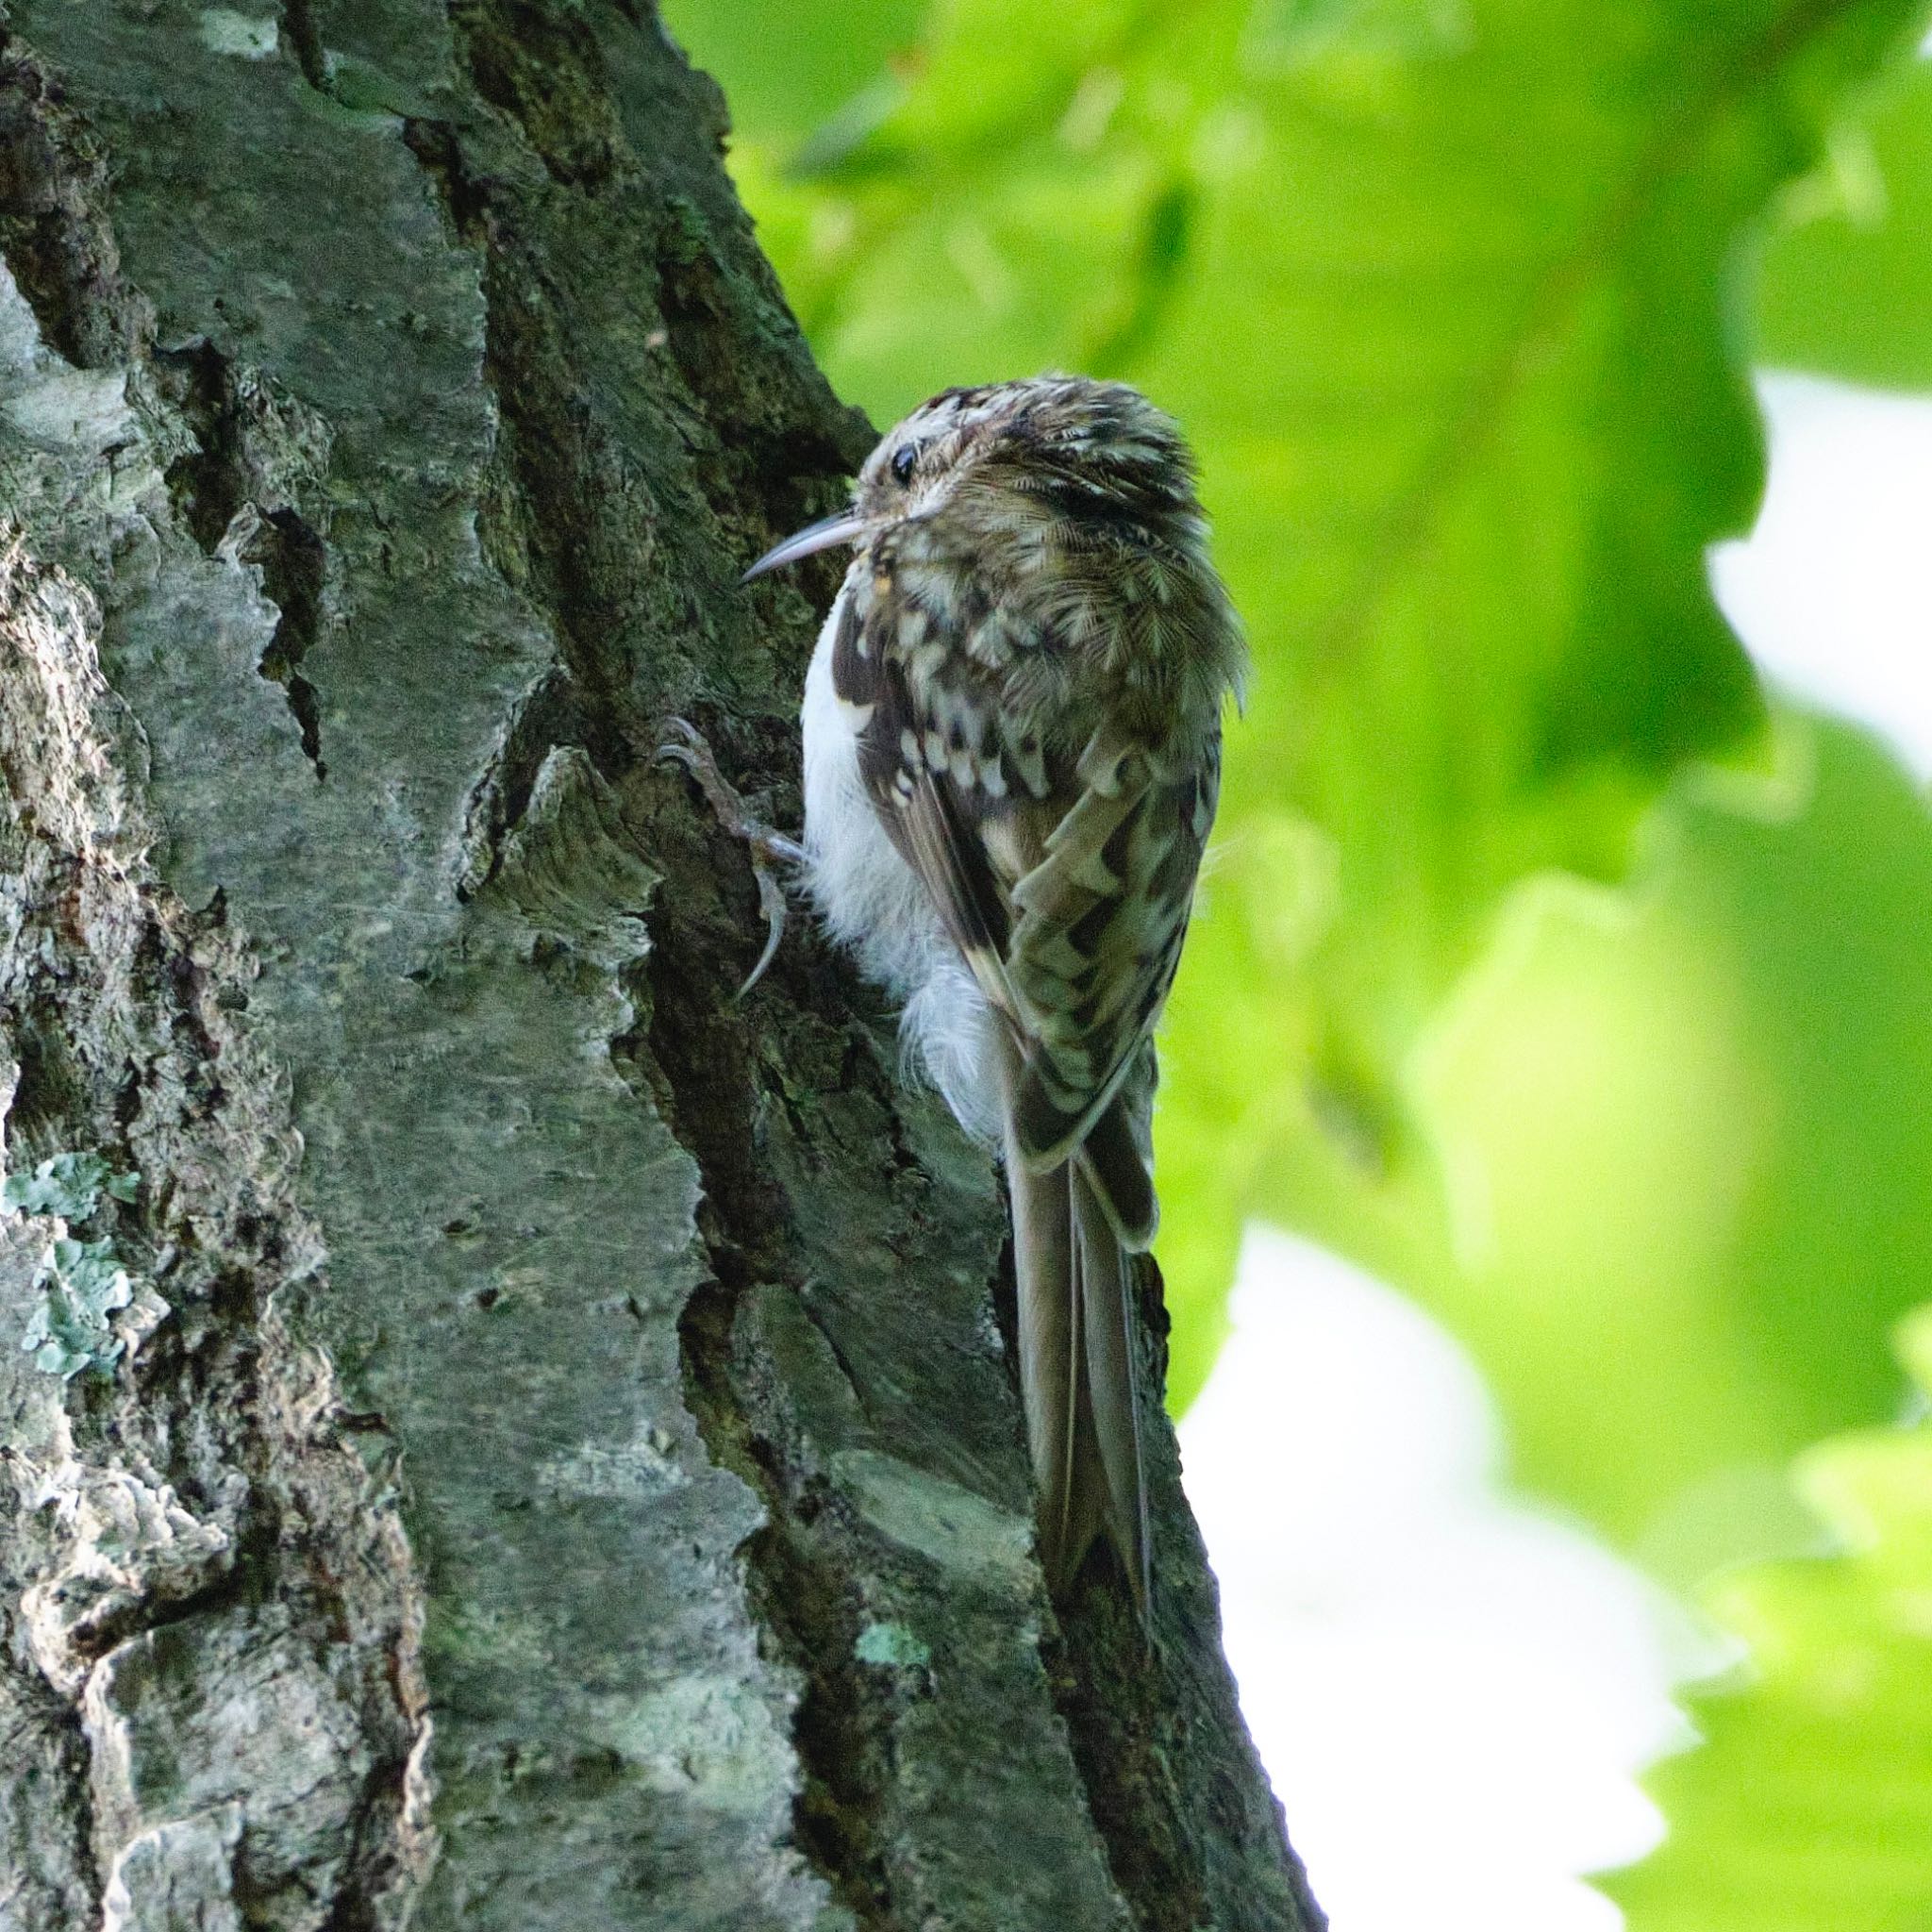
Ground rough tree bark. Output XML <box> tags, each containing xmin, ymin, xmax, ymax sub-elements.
<box><xmin>0</xmin><ymin>5</ymin><xmax>1321</xmax><ymax>1927</ymax></box>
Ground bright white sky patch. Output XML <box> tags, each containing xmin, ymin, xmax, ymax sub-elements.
<box><xmin>1180</xmin><ymin>1232</ymin><xmax>1692</xmax><ymax>1932</ymax></box>
<box><xmin>1713</xmin><ymin>373</ymin><xmax>1932</xmax><ymax>776</ymax></box>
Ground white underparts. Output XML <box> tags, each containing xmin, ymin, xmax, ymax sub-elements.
<box><xmin>801</xmin><ymin>583</ymin><xmax>1002</xmax><ymax>1144</ymax></box>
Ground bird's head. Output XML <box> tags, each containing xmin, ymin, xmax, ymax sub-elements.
<box><xmin>741</xmin><ymin>375</ymin><xmax>1206</xmax><ymax>584</ymax></box>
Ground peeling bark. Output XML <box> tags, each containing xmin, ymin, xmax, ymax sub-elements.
<box><xmin>0</xmin><ymin>5</ymin><xmax>1320</xmax><ymax>1927</ymax></box>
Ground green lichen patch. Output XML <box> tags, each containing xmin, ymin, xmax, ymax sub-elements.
<box><xmin>196</xmin><ymin>8</ymin><xmax>277</xmax><ymax>59</ymax></box>
<box><xmin>23</xmin><ymin>1233</ymin><xmax>134</xmax><ymax>1379</ymax></box>
<box><xmin>5</xmin><ymin>1149</ymin><xmax>148</xmax><ymax>1375</ymax></box>
<box><xmin>2</xmin><ymin>1149</ymin><xmax>139</xmax><ymax>1221</ymax></box>
<box><xmin>853</xmin><ymin>1621</ymin><xmax>929</xmax><ymax>1671</ymax></box>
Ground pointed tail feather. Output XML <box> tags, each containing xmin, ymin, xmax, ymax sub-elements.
<box><xmin>1007</xmin><ymin>1099</ymin><xmax>1150</xmax><ymax>1606</ymax></box>
<box><xmin>1009</xmin><ymin>1140</ymin><xmax>1077</xmax><ymax>1576</ymax></box>
<box><xmin>1074</xmin><ymin>1162</ymin><xmax>1150</xmax><ymax>1609</ymax></box>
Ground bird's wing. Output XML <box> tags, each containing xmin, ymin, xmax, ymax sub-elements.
<box><xmin>835</xmin><ymin>554</ymin><xmax>1213</xmax><ymax>1241</ymax></box>
<box><xmin>1002</xmin><ymin>720</ymin><xmax>1216</xmax><ymax>1227</ymax></box>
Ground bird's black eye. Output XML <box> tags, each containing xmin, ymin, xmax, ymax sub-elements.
<box><xmin>891</xmin><ymin>444</ymin><xmax>917</xmax><ymax>485</ymax></box>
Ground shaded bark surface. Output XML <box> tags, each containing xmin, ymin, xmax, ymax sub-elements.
<box><xmin>0</xmin><ymin>4</ymin><xmax>1321</xmax><ymax>1926</ymax></box>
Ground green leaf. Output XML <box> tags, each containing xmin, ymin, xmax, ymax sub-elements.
<box><xmin>1757</xmin><ymin>57</ymin><xmax>1932</xmax><ymax>389</ymax></box>
<box><xmin>1601</xmin><ymin>1304</ymin><xmax>1932</xmax><ymax>1932</ymax></box>
<box><xmin>1403</xmin><ymin>712</ymin><xmax>1932</xmax><ymax>1566</ymax></box>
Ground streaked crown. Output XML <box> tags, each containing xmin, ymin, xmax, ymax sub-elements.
<box><xmin>856</xmin><ymin>375</ymin><xmax>1198</xmax><ymax>532</ymax></box>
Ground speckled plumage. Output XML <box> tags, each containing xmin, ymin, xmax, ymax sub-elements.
<box><xmin>759</xmin><ymin>375</ymin><xmax>1246</xmax><ymax>1606</ymax></box>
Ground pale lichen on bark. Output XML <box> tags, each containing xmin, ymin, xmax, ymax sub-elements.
<box><xmin>0</xmin><ymin>4</ymin><xmax>1319</xmax><ymax>1927</ymax></box>
<box><xmin>0</xmin><ymin>538</ymin><xmax>429</xmax><ymax>1930</ymax></box>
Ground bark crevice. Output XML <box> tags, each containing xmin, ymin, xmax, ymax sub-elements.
<box><xmin>395</xmin><ymin>37</ymin><xmax>919</xmax><ymax>1909</ymax></box>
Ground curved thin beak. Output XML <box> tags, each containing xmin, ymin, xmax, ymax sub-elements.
<box><xmin>741</xmin><ymin>511</ymin><xmax>865</xmax><ymax>584</ymax></box>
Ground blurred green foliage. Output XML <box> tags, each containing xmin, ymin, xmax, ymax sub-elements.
<box><xmin>1409</xmin><ymin>713</ymin><xmax>1932</xmax><ymax>1572</ymax></box>
<box><xmin>1602</xmin><ymin>1306</ymin><xmax>1932</xmax><ymax>1929</ymax></box>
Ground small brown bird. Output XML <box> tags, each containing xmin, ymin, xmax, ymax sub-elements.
<box><xmin>742</xmin><ymin>375</ymin><xmax>1246</xmax><ymax>1606</ymax></box>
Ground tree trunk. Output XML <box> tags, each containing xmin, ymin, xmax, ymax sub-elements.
<box><xmin>0</xmin><ymin>5</ymin><xmax>1320</xmax><ymax>1926</ymax></box>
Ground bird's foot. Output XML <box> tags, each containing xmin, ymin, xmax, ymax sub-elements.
<box><xmin>656</xmin><ymin>716</ymin><xmax>805</xmax><ymax>996</ymax></box>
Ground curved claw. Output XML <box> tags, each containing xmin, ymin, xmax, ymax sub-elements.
<box><xmin>656</xmin><ymin>716</ymin><xmax>804</xmax><ymax>996</ymax></box>
<box><xmin>739</xmin><ymin>867</ymin><xmax>790</xmax><ymax>999</ymax></box>
<box><xmin>654</xmin><ymin>715</ymin><xmax>708</xmax><ymax>781</ymax></box>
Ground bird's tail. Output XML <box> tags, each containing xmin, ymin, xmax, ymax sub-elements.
<box><xmin>1008</xmin><ymin>1118</ymin><xmax>1151</xmax><ymax>1611</ymax></box>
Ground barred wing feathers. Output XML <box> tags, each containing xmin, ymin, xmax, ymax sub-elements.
<box><xmin>835</xmin><ymin>554</ymin><xmax>1216</xmax><ymax>1251</ymax></box>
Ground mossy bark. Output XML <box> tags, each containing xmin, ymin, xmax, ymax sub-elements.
<box><xmin>0</xmin><ymin>5</ymin><xmax>1320</xmax><ymax>1927</ymax></box>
